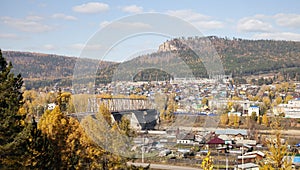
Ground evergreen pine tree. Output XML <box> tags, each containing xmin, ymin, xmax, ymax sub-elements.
<box><xmin>0</xmin><ymin>50</ymin><xmax>53</xmax><ymax>169</ymax></box>
<box><xmin>0</xmin><ymin>49</ymin><xmax>26</xmax><ymax>168</ymax></box>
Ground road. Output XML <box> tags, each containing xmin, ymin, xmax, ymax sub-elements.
<box><xmin>127</xmin><ymin>162</ymin><xmax>201</xmax><ymax>170</ymax></box>
<box><xmin>179</xmin><ymin>127</ymin><xmax>300</xmax><ymax>136</ymax></box>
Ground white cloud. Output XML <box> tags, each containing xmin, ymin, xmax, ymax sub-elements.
<box><xmin>237</xmin><ymin>13</ymin><xmax>300</xmax><ymax>32</ymax></box>
<box><xmin>237</xmin><ymin>17</ymin><xmax>273</xmax><ymax>33</ymax></box>
<box><xmin>51</xmin><ymin>13</ymin><xmax>77</xmax><ymax>20</ymax></box>
<box><xmin>167</xmin><ymin>10</ymin><xmax>210</xmax><ymax>21</ymax></box>
<box><xmin>117</xmin><ymin>22</ymin><xmax>151</xmax><ymax>29</ymax></box>
<box><xmin>99</xmin><ymin>21</ymin><xmax>151</xmax><ymax>30</ymax></box>
<box><xmin>1</xmin><ymin>16</ymin><xmax>52</xmax><ymax>33</ymax></box>
<box><xmin>69</xmin><ymin>43</ymin><xmax>104</xmax><ymax>51</ymax></box>
<box><xmin>252</xmin><ymin>14</ymin><xmax>270</xmax><ymax>19</ymax></box>
<box><xmin>26</xmin><ymin>15</ymin><xmax>44</xmax><ymax>21</ymax></box>
<box><xmin>121</xmin><ymin>5</ymin><xmax>143</xmax><ymax>13</ymax></box>
<box><xmin>0</xmin><ymin>33</ymin><xmax>19</xmax><ymax>39</ymax></box>
<box><xmin>193</xmin><ymin>20</ymin><xmax>224</xmax><ymax>30</ymax></box>
<box><xmin>274</xmin><ymin>13</ymin><xmax>300</xmax><ymax>28</ymax></box>
<box><xmin>72</xmin><ymin>2</ymin><xmax>109</xmax><ymax>13</ymax></box>
<box><xmin>166</xmin><ymin>10</ymin><xmax>224</xmax><ymax>30</ymax></box>
<box><xmin>253</xmin><ymin>32</ymin><xmax>300</xmax><ymax>41</ymax></box>
<box><xmin>43</xmin><ymin>44</ymin><xmax>57</xmax><ymax>50</ymax></box>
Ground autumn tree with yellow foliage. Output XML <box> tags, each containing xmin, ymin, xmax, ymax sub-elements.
<box><xmin>201</xmin><ymin>151</ymin><xmax>213</xmax><ymax>170</ymax></box>
<box><xmin>165</xmin><ymin>93</ymin><xmax>177</xmax><ymax>121</ymax></box>
<box><xmin>0</xmin><ymin>50</ymin><xmax>130</xmax><ymax>169</ymax></box>
<box><xmin>284</xmin><ymin>95</ymin><xmax>293</xmax><ymax>104</ymax></box>
<box><xmin>234</xmin><ymin>114</ymin><xmax>240</xmax><ymax>128</ymax></box>
<box><xmin>260</xmin><ymin>119</ymin><xmax>293</xmax><ymax>170</ymax></box>
<box><xmin>262</xmin><ymin>114</ymin><xmax>269</xmax><ymax>127</ymax></box>
<box><xmin>38</xmin><ymin>106</ymin><xmax>122</xmax><ymax>169</ymax></box>
<box><xmin>220</xmin><ymin>113</ymin><xmax>229</xmax><ymax>126</ymax></box>
<box><xmin>81</xmin><ymin>104</ymin><xmax>133</xmax><ymax>168</ymax></box>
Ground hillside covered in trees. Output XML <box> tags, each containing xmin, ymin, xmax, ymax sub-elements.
<box><xmin>3</xmin><ymin>36</ymin><xmax>300</xmax><ymax>88</ymax></box>
<box><xmin>133</xmin><ymin>36</ymin><xmax>300</xmax><ymax>80</ymax></box>
<box><xmin>206</xmin><ymin>36</ymin><xmax>300</xmax><ymax>77</ymax></box>
<box><xmin>2</xmin><ymin>51</ymin><xmax>114</xmax><ymax>89</ymax></box>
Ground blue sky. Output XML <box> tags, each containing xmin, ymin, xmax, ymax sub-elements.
<box><xmin>1</xmin><ymin>0</ymin><xmax>300</xmax><ymax>61</ymax></box>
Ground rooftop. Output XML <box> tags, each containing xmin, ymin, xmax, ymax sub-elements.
<box><xmin>207</xmin><ymin>136</ymin><xmax>225</xmax><ymax>145</ymax></box>
<box><xmin>244</xmin><ymin>151</ymin><xmax>265</xmax><ymax>157</ymax></box>
<box><xmin>215</xmin><ymin>129</ymin><xmax>248</xmax><ymax>136</ymax></box>
<box><xmin>235</xmin><ymin>163</ymin><xmax>259</xmax><ymax>169</ymax></box>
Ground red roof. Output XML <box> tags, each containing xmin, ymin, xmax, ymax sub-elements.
<box><xmin>207</xmin><ymin>137</ymin><xmax>225</xmax><ymax>144</ymax></box>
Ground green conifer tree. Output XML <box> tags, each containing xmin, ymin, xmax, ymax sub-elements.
<box><xmin>0</xmin><ymin>49</ymin><xmax>25</xmax><ymax>168</ymax></box>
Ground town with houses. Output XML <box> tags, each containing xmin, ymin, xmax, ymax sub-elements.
<box><xmin>47</xmin><ymin>76</ymin><xmax>300</xmax><ymax>170</ymax></box>
<box><xmin>2</xmin><ymin>1</ymin><xmax>300</xmax><ymax>169</ymax></box>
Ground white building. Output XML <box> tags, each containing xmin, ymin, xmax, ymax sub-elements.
<box><xmin>248</xmin><ymin>106</ymin><xmax>259</xmax><ymax>117</ymax></box>
<box><xmin>274</xmin><ymin>99</ymin><xmax>300</xmax><ymax>118</ymax></box>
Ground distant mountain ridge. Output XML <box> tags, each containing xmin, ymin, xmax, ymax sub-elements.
<box><xmin>3</xmin><ymin>51</ymin><xmax>77</xmax><ymax>79</ymax></box>
<box><xmin>3</xmin><ymin>36</ymin><xmax>300</xmax><ymax>88</ymax></box>
<box><xmin>108</xmin><ymin>36</ymin><xmax>300</xmax><ymax>82</ymax></box>
<box><xmin>3</xmin><ymin>51</ymin><xmax>114</xmax><ymax>89</ymax></box>
<box><xmin>157</xmin><ymin>36</ymin><xmax>300</xmax><ymax>76</ymax></box>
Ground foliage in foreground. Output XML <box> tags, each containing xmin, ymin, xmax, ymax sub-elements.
<box><xmin>0</xmin><ymin>50</ymin><xmax>132</xmax><ymax>169</ymax></box>
<box><xmin>259</xmin><ymin>119</ymin><xmax>294</xmax><ymax>170</ymax></box>
<box><xmin>201</xmin><ymin>151</ymin><xmax>213</xmax><ymax>170</ymax></box>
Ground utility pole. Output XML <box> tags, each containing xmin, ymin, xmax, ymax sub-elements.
<box><xmin>142</xmin><ymin>133</ymin><xmax>145</xmax><ymax>163</ymax></box>
<box><xmin>142</xmin><ymin>130</ymin><xmax>148</xmax><ymax>163</ymax></box>
<box><xmin>242</xmin><ymin>146</ymin><xmax>244</xmax><ymax>170</ymax></box>
<box><xmin>226</xmin><ymin>144</ymin><xmax>229</xmax><ymax>170</ymax></box>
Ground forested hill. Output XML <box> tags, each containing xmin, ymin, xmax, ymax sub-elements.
<box><xmin>2</xmin><ymin>51</ymin><xmax>109</xmax><ymax>89</ymax></box>
<box><xmin>3</xmin><ymin>36</ymin><xmax>300</xmax><ymax>89</ymax></box>
<box><xmin>212</xmin><ymin>36</ymin><xmax>300</xmax><ymax>76</ymax></box>
<box><xmin>111</xmin><ymin>36</ymin><xmax>300</xmax><ymax>82</ymax></box>
<box><xmin>3</xmin><ymin>51</ymin><xmax>76</xmax><ymax>79</ymax></box>
<box><xmin>156</xmin><ymin>36</ymin><xmax>300</xmax><ymax>77</ymax></box>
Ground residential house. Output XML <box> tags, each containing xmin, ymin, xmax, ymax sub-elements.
<box><xmin>215</xmin><ymin>129</ymin><xmax>248</xmax><ymax>141</ymax></box>
<box><xmin>177</xmin><ymin>133</ymin><xmax>195</xmax><ymax>144</ymax></box>
<box><xmin>243</xmin><ymin>151</ymin><xmax>265</xmax><ymax>161</ymax></box>
<box><xmin>235</xmin><ymin>133</ymin><xmax>246</xmax><ymax>141</ymax></box>
<box><xmin>207</xmin><ymin>136</ymin><xmax>225</xmax><ymax>148</ymax></box>
<box><xmin>237</xmin><ymin>155</ymin><xmax>256</xmax><ymax>164</ymax></box>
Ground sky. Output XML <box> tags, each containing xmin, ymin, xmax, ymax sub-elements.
<box><xmin>1</xmin><ymin>0</ymin><xmax>300</xmax><ymax>61</ymax></box>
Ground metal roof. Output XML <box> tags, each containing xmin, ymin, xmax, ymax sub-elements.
<box><xmin>235</xmin><ymin>163</ymin><xmax>259</xmax><ymax>169</ymax></box>
<box><xmin>215</xmin><ymin>129</ymin><xmax>248</xmax><ymax>136</ymax></box>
